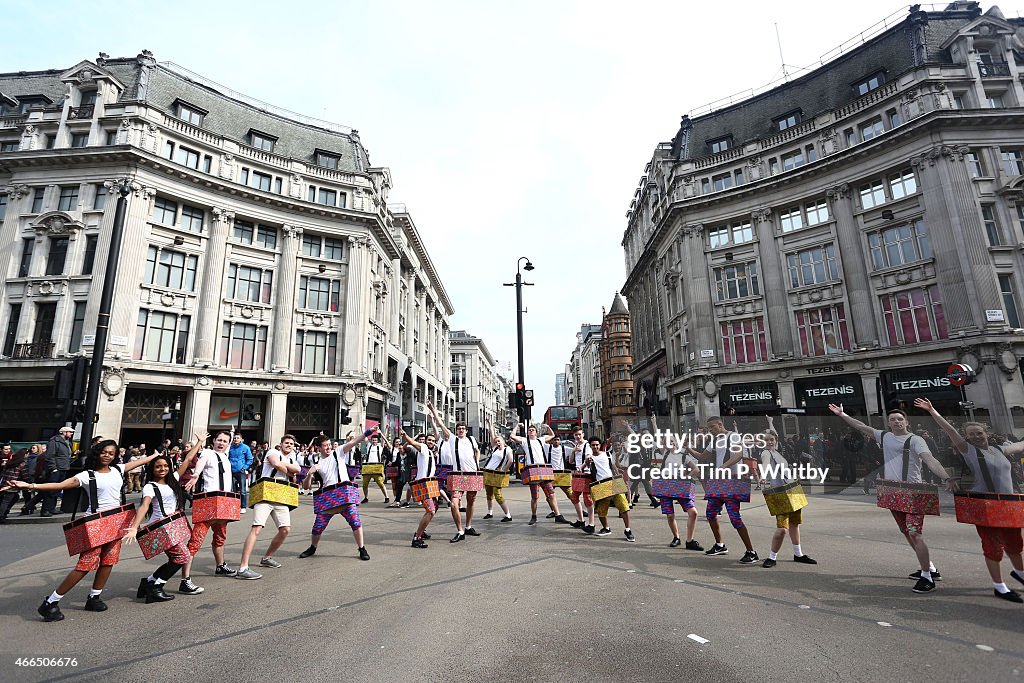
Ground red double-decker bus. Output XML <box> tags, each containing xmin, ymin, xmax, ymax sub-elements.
<box><xmin>543</xmin><ymin>405</ymin><xmax>582</xmax><ymax>438</ymax></box>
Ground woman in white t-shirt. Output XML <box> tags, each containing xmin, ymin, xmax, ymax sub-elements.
<box><xmin>759</xmin><ymin>430</ymin><xmax>816</xmax><ymax>569</ymax></box>
<box><xmin>4</xmin><ymin>439</ymin><xmax>155</xmax><ymax>622</ymax></box>
<box><xmin>123</xmin><ymin>453</ymin><xmax>203</xmax><ymax>602</ymax></box>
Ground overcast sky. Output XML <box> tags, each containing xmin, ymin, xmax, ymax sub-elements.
<box><xmin>8</xmin><ymin>0</ymin><xmax>1016</xmax><ymax>411</ymax></box>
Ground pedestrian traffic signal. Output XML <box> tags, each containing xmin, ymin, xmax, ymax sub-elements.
<box><xmin>508</xmin><ymin>391</ymin><xmax>521</xmax><ymax>409</ymax></box>
<box><xmin>523</xmin><ymin>390</ymin><xmax>534</xmax><ymax>407</ymax></box>
<box><xmin>53</xmin><ymin>358</ymin><xmax>89</xmax><ymax>424</ymax></box>
<box><xmin>340</xmin><ymin>407</ymin><xmax>352</xmax><ymax>425</ymax></box>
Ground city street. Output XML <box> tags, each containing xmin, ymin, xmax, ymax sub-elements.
<box><xmin>1</xmin><ymin>485</ymin><xmax>1022</xmax><ymax>682</ymax></box>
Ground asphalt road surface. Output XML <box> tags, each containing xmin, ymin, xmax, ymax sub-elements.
<box><xmin>1</xmin><ymin>485</ymin><xmax>1022</xmax><ymax>682</ymax></box>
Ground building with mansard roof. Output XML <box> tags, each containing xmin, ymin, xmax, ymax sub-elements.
<box><xmin>622</xmin><ymin>3</ymin><xmax>1024</xmax><ymax>436</ymax></box>
<box><xmin>0</xmin><ymin>51</ymin><xmax>454</xmax><ymax>443</ymax></box>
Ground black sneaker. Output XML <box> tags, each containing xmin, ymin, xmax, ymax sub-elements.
<box><xmin>739</xmin><ymin>550</ymin><xmax>760</xmax><ymax>564</ymax></box>
<box><xmin>459</xmin><ymin>507</ymin><xmax>467</xmax><ymax>512</ymax></box>
<box><xmin>912</xmin><ymin>577</ymin><xmax>936</xmax><ymax>593</ymax></box>
<box><xmin>995</xmin><ymin>588</ymin><xmax>1023</xmax><ymax>603</ymax></box>
<box><xmin>546</xmin><ymin>512</ymin><xmax>556</xmax><ymax>519</ymax></box>
<box><xmin>361</xmin><ymin>497</ymin><xmax>369</xmax><ymax>504</ymax></box>
<box><xmin>583</xmin><ymin>524</ymin><xmax>595</xmax><ymax>535</ymax></box>
<box><xmin>299</xmin><ymin>545</ymin><xmax>318</xmax><ymax>559</ymax></box>
<box><xmin>624</xmin><ymin>529</ymin><xmax>635</xmax><ymax>543</ymax></box>
<box><xmin>501</xmin><ymin>516</ymin><xmax>513</xmax><ymax>523</ymax></box>
<box><xmin>763</xmin><ymin>558</ymin><xmax>777</xmax><ymax>568</ymax></box>
<box><xmin>483</xmin><ymin>513</ymin><xmax>494</xmax><ymax>520</ymax></box>
<box><xmin>411</xmin><ymin>538</ymin><xmax>428</xmax><ymax>549</ymax></box>
<box><xmin>685</xmin><ymin>540</ymin><xmax>704</xmax><ymax>552</ymax></box>
<box><xmin>84</xmin><ymin>595</ymin><xmax>108</xmax><ymax>611</ymax></box>
<box><xmin>570</xmin><ymin>520</ymin><xmax>584</xmax><ymax>529</ymax></box>
<box><xmin>179</xmin><ymin>578</ymin><xmax>204</xmax><ymax>595</ymax></box>
<box><xmin>649</xmin><ymin>499</ymin><xmax>660</xmax><ymax>508</ymax></box>
<box><xmin>37</xmin><ymin>599</ymin><xmax>64</xmax><ymax>622</ymax></box>
<box><xmin>528</xmin><ymin>516</ymin><xmax>538</xmax><ymax>526</ymax></box>
<box><xmin>705</xmin><ymin>544</ymin><xmax>728</xmax><ymax>556</ymax></box>
<box><xmin>669</xmin><ymin>537</ymin><xmax>681</xmax><ymax>548</ymax></box>
<box><xmin>383</xmin><ymin>497</ymin><xmax>390</xmax><ymax>504</ymax></box>
<box><xmin>465</xmin><ymin>527</ymin><xmax>481</xmax><ymax>537</ymax></box>
<box><xmin>215</xmin><ymin>564</ymin><xmax>237</xmax><ymax>577</ymax></box>
<box><xmin>908</xmin><ymin>570</ymin><xmax>942</xmax><ymax>581</ymax></box>
<box><xmin>596</xmin><ymin>527</ymin><xmax>612</xmax><ymax>536</ymax></box>
<box><xmin>554</xmin><ymin>515</ymin><xmax>570</xmax><ymax>524</ymax></box>
<box><xmin>794</xmin><ymin>555</ymin><xmax>818</xmax><ymax>565</ymax></box>
<box><xmin>358</xmin><ymin>547</ymin><xmax>370</xmax><ymax>561</ymax></box>
<box><xmin>400</xmin><ymin>501</ymin><xmax>410</xmax><ymax>508</ymax></box>
<box><xmin>422</xmin><ymin>533</ymin><xmax>432</xmax><ymax>540</ymax></box>
<box><xmin>450</xmin><ymin>532</ymin><xmax>465</xmax><ymax>543</ymax></box>
<box><xmin>1011</xmin><ymin>570</ymin><xmax>1024</xmax><ymax>587</ymax></box>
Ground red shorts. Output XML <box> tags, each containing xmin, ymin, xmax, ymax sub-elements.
<box><xmin>75</xmin><ymin>539</ymin><xmax>122</xmax><ymax>572</ymax></box>
<box><xmin>187</xmin><ymin>520</ymin><xmax>228</xmax><ymax>556</ymax></box>
<box><xmin>890</xmin><ymin>510</ymin><xmax>925</xmax><ymax>535</ymax></box>
<box><xmin>976</xmin><ymin>525</ymin><xmax>1024</xmax><ymax>562</ymax></box>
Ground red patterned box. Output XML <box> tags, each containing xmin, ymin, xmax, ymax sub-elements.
<box><xmin>411</xmin><ymin>477</ymin><xmax>441</xmax><ymax>503</ymax></box>
<box><xmin>314</xmin><ymin>482</ymin><xmax>362</xmax><ymax>515</ymax></box>
<box><xmin>137</xmin><ymin>511</ymin><xmax>192</xmax><ymax>560</ymax></box>
<box><xmin>521</xmin><ymin>465</ymin><xmax>554</xmax><ymax>484</ymax></box>
<box><xmin>571</xmin><ymin>472</ymin><xmax>591</xmax><ymax>493</ymax></box>
<box><xmin>62</xmin><ymin>504</ymin><xmax>136</xmax><ymax>556</ymax></box>
<box><xmin>385</xmin><ymin>466</ymin><xmax>400</xmax><ymax>480</ymax></box>
<box><xmin>191</xmin><ymin>491</ymin><xmax>241</xmax><ymax>524</ymax></box>
<box><xmin>954</xmin><ymin>491</ymin><xmax>1024</xmax><ymax>527</ymax></box>
<box><xmin>447</xmin><ymin>471</ymin><xmax>484</xmax><ymax>492</ymax></box>
<box><xmin>876</xmin><ymin>480</ymin><xmax>939</xmax><ymax>516</ymax></box>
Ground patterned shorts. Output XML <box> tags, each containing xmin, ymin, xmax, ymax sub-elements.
<box><xmin>706</xmin><ymin>497</ymin><xmax>744</xmax><ymax>529</ymax></box>
<box><xmin>75</xmin><ymin>539</ymin><xmax>122</xmax><ymax>572</ymax></box>
<box><xmin>570</xmin><ymin>489</ymin><xmax>593</xmax><ymax>507</ymax></box>
<box><xmin>529</xmin><ymin>482</ymin><xmax>555</xmax><ymax>500</ymax></box>
<box><xmin>976</xmin><ymin>525</ymin><xmax>1024</xmax><ymax>562</ymax></box>
<box><xmin>660</xmin><ymin>497</ymin><xmax>695</xmax><ymax>515</ymax></box>
<box><xmin>422</xmin><ymin>498</ymin><xmax>437</xmax><ymax>515</ymax></box>
<box><xmin>775</xmin><ymin>510</ymin><xmax>803</xmax><ymax>529</ymax></box>
<box><xmin>891</xmin><ymin>510</ymin><xmax>925</xmax><ymax>535</ymax></box>
<box><xmin>485</xmin><ymin>485</ymin><xmax>505</xmax><ymax>505</ymax></box>
<box><xmin>187</xmin><ymin>520</ymin><xmax>228</xmax><ymax>557</ymax></box>
<box><xmin>164</xmin><ymin>541</ymin><xmax>191</xmax><ymax>566</ymax></box>
<box><xmin>450</xmin><ymin>490</ymin><xmax>477</xmax><ymax>504</ymax></box>
<box><xmin>312</xmin><ymin>503</ymin><xmax>361</xmax><ymax>536</ymax></box>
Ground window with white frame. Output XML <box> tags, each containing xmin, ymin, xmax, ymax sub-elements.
<box><xmin>859</xmin><ymin>117</ymin><xmax>884</xmax><ymax>141</ymax></box>
<box><xmin>774</xmin><ymin>112</ymin><xmax>800</xmax><ymax>131</ymax></box>
<box><xmin>1001</xmin><ymin>149</ymin><xmax>1024</xmax><ymax>176</ymax></box>
<box><xmin>134</xmin><ymin>309</ymin><xmax>191</xmax><ymax>364</ymax></box>
<box><xmin>294</xmin><ymin>330</ymin><xmax>337</xmax><ymax>374</ymax></box>
<box><xmin>859</xmin><ymin>180</ymin><xmax>886</xmax><ymax>209</ymax></box>
<box><xmin>999</xmin><ymin>274</ymin><xmax>1021</xmax><ymax>328</ymax></box>
<box><xmin>315</xmin><ymin>150</ymin><xmax>340</xmax><ymax>169</ymax></box>
<box><xmin>712</xmin><ymin>172</ymin><xmax>733</xmax><ymax>192</ymax></box>
<box><xmin>720</xmin><ymin>317</ymin><xmax>769</xmax><ymax>365</ymax></box>
<box><xmin>786</xmin><ymin>244</ymin><xmax>838</xmax><ymax>288</ymax></box>
<box><xmin>220</xmin><ymin>322</ymin><xmax>268</xmax><ymax>370</ymax></box>
<box><xmin>880</xmin><ymin>286</ymin><xmax>947</xmax><ymax>345</ymax></box>
<box><xmin>709</xmin><ymin>137</ymin><xmax>731</xmax><ymax>154</ymax></box>
<box><xmin>782</xmin><ymin>149</ymin><xmax>805</xmax><ymax>171</ymax></box>
<box><xmin>248</xmin><ymin>130</ymin><xmax>276</xmax><ymax>152</ymax></box>
<box><xmin>175</xmin><ymin>101</ymin><xmax>205</xmax><ymax>126</ymax></box>
<box><xmin>854</xmin><ymin>71</ymin><xmax>885</xmax><ymax>96</ymax></box>
<box><xmin>965</xmin><ymin>151</ymin><xmax>984</xmax><ymax>178</ymax></box>
<box><xmin>795</xmin><ymin>304</ymin><xmax>850</xmax><ymax>356</ymax></box>
<box><xmin>708</xmin><ymin>220</ymin><xmax>752</xmax><ymax>248</ymax></box>
<box><xmin>888</xmin><ymin>169</ymin><xmax>917</xmax><ymax>199</ymax></box>
<box><xmin>867</xmin><ymin>219</ymin><xmax>931</xmax><ymax>269</ymax></box>
<box><xmin>226</xmin><ymin>264</ymin><xmax>273</xmax><ymax>304</ymax></box>
<box><xmin>299</xmin><ymin>275</ymin><xmax>341</xmax><ymax>312</ymax></box>
<box><xmin>144</xmin><ymin>245</ymin><xmax>198</xmax><ymax>291</ymax></box>
<box><xmin>981</xmin><ymin>204</ymin><xmax>1001</xmax><ymax>246</ymax></box>
<box><xmin>713</xmin><ymin>262</ymin><xmax>760</xmax><ymax>301</ymax></box>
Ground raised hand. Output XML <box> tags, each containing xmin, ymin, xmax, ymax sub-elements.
<box><xmin>826</xmin><ymin>404</ymin><xmax>844</xmax><ymax>416</ymax></box>
<box><xmin>913</xmin><ymin>397</ymin><xmax>935</xmax><ymax>413</ymax></box>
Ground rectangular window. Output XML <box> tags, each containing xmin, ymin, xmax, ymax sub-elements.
<box><xmin>307</xmin><ymin>186</ymin><xmax>316</xmax><ymax>202</ymax></box>
<box><xmin>33</xmin><ymin>302</ymin><xmax>57</xmax><ymax>344</ymax></box>
<box><xmin>0</xmin><ymin>141</ymin><xmax>19</xmax><ymax>152</ymax></box>
<box><xmin>175</xmin><ymin>145</ymin><xmax>200</xmax><ymax>169</ymax></box>
<box><xmin>988</xmin><ymin>94</ymin><xmax>1005</xmax><ymax>109</ymax></box>
<box><xmin>712</xmin><ymin>172</ymin><xmax>733</xmax><ymax>192</ymax></box>
<box><xmin>868</xmin><ymin>218</ymin><xmax>931</xmax><ymax>269</ymax></box>
<box><xmin>152</xmin><ymin>197</ymin><xmax>178</xmax><ymax>225</ymax></box>
<box><xmin>880</xmin><ymin>286</ymin><xmax>947</xmax><ymax>345</ymax></box>
<box><xmin>106</xmin><ymin>130</ymin><xmax>117</xmax><ymax>145</ymax></box>
<box><xmin>93</xmin><ymin>184</ymin><xmax>107</xmax><ymax>210</ymax></box>
<box><xmin>786</xmin><ymin>244</ymin><xmax>838</xmax><ymax>288</ymax></box>
<box><xmin>734</xmin><ymin>168</ymin><xmax>745</xmax><ymax>185</ymax></box>
<box><xmin>953</xmin><ymin>94</ymin><xmax>966</xmax><ymax>109</ymax></box>
<box><xmin>249</xmin><ymin>131</ymin><xmax>276</xmax><ymax>152</ymax></box>
<box><xmin>18</xmin><ymin>238</ymin><xmax>34</xmax><ymax>277</ymax></box>
<box><xmin>302</xmin><ymin>235</ymin><xmax>322</xmax><ymax>257</ymax></box>
<box><xmin>70</xmin><ymin>133</ymin><xmax>89</xmax><ymax>148</ymax></box>
<box><xmin>251</xmin><ymin>171</ymin><xmax>272</xmax><ymax>192</ymax></box>
<box><xmin>1001</xmin><ymin>149</ymin><xmax>1024</xmax><ymax>176</ymax></box>
<box><xmin>134</xmin><ymin>309</ymin><xmax>191</xmax><ymax>364</ymax></box>
<box><xmin>294</xmin><ymin>330</ymin><xmax>337</xmax><ymax>374</ymax></box>
<box><xmin>774</xmin><ymin>112</ymin><xmax>799</xmax><ymax>131</ymax></box>
<box><xmin>232</xmin><ymin>219</ymin><xmax>254</xmax><ymax>244</ymax></box>
<box><xmin>730</xmin><ymin>221</ymin><xmax>753</xmax><ymax>244</ymax></box>
<box><xmin>720</xmin><ymin>316</ymin><xmax>769</xmax><ymax>365</ymax></box>
<box><xmin>68</xmin><ymin>301</ymin><xmax>86</xmax><ymax>353</ymax></box>
<box><xmin>273</xmin><ymin>177</ymin><xmax>282</xmax><ymax>194</ymax></box>
<box><xmin>805</xmin><ymin>199</ymin><xmax>829</xmax><ymax>225</ymax></box>
<box><xmin>324</xmin><ymin>238</ymin><xmax>345</xmax><ymax>260</ymax></box>
<box><xmin>709</xmin><ymin>227</ymin><xmax>728</xmax><ymax>249</ymax></box>
<box><xmin>859</xmin><ymin>117</ymin><xmax>884</xmax><ymax>141</ymax></box>
<box><xmin>710</xmin><ymin>137</ymin><xmax>731</xmax><ymax>154</ymax></box>
<box><xmin>219</xmin><ymin>322</ymin><xmax>268</xmax><ymax>370</ymax></box>
<box><xmin>144</xmin><ymin>245</ymin><xmax>199</xmax><ymax>291</ymax></box>
<box><xmin>1017</xmin><ymin>205</ymin><xmax>1024</xmax><ymax>239</ymax></box>
<box><xmin>316</xmin><ymin>151</ymin><xmax>340</xmax><ymax>169</ymax></box>
<box><xmin>44</xmin><ymin>135</ymin><xmax>55</xmax><ymax>150</ymax></box>
<box><xmin>317</xmin><ymin>188</ymin><xmax>337</xmax><ymax>206</ymax></box>
<box><xmin>781</xmin><ymin>149</ymin><xmax>805</xmax><ymax>171</ymax></box>
<box><xmin>999</xmin><ymin>275</ymin><xmax>1021</xmax><ymax>328</ymax></box>
<box><xmin>855</xmin><ymin>72</ymin><xmax>884</xmax><ymax>96</ymax></box>
<box><xmin>240</xmin><ymin>168</ymin><xmax>249</xmax><ymax>185</ymax></box>
<box><xmin>82</xmin><ymin>235</ymin><xmax>97</xmax><ymax>275</ymax></box>
<box><xmin>859</xmin><ymin>180</ymin><xmax>886</xmax><ymax>209</ymax></box>
<box><xmin>806</xmin><ymin>144</ymin><xmax>817</xmax><ymax>163</ymax></box>
<box><xmin>887</xmin><ymin>108</ymin><xmax>900</xmax><ymax>129</ymax></box>
<box><xmin>701</xmin><ymin>178</ymin><xmax>711</xmax><ymax>194</ymax></box>
<box><xmin>795</xmin><ymin>304</ymin><xmax>850</xmax><ymax>356</ymax></box>
<box><xmin>0</xmin><ymin>194</ymin><xmax>6</xmax><ymax>220</ymax></box>
<box><xmin>226</xmin><ymin>263</ymin><xmax>273</xmax><ymax>304</ymax></box>
<box><xmin>180</xmin><ymin>204</ymin><xmax>204</xmax><ymax>233</ymax></box>
<box><xmin>176</xmin><ymin>102</ymin><xmax>205</xmax><ymax>126</ymax></box>
<box><xmin>2</xmin><ymin>304</ymin><xmax>21</xmax><ymax>357</ymax></box>
<box><xmin>888</xmin><ymin>169</ymin><xmax>917</xmax><ymax>199</ymax></box>
<box><xmin>713</xmin><ymin>262</ymin><xmax>760</xmax><ymax>301</ymax></box>
<box><xmin>780</xmin><ymin>207</ymin><xmax>803</xmax><ymax>233</ymax></box>
<box><xmin>203</xmin><ymin>155</ymin><xmax>213</xmax><ymax>173</ymax></box>
<box><xmin>965</xmin><ymin>152</ymin><xmax>984</xmax><ymax>178</ymax></box>
<box><xmin>298</xmin><ymin>276</ymin><xmax>340</xmax><ymax>311</ymax></box>
<box><xmin>256</xmin><ymin>224</ymin><xmax>277</xmax><ymax>249</ymax></box>
<box><xmin>57</xmin><ymin>185</ymin><xmax>79</xmax><ymax>211</ymax></box>
<box><xmin>46</xmin><ymin>237</ymin><xmax>69</xmax><ymax>275</ymax></box>
<box><xmin>164</xmin><ymin>141</ymin><xmax>175</xmax><ymax>159</ymax></box>
<box><xmin>31</xmin><ymin>188</ymin><xmax>44</xmax><ymax>213</ymax></box>
<box><xmin>981</xmin><ymin>204</ymin><xmax>1001</xmax><ymax>246</ymax></box>
<box><xmin>844</xmin><ymin>128</ymin><xmax>855</xmax><ymax>147</ymax></box>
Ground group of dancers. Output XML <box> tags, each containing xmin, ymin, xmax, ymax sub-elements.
<box><xmin>4</xmin><ymin>396</ymin><xmax>1024</xmax><ymax>623</ymax></box>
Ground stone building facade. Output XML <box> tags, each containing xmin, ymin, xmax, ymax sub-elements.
<box><xmin>599</xmin><ymin>293</ymin><xmax>634</xmax><ymax>435</ymax></box>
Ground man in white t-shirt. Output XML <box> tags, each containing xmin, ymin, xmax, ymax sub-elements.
<box><xmin>361</xmin><ymin>433</ymin><xmax>389</xmax><ymax>504</ymax></box>
<box><xmin>509</xmin><ymin>422</ymin><xmax>568</xmax><ymax>525</ymax></box>
<box><xmin>830</xmin><ymin>403</ymin><xmax>951</xmax><ymax>593</ymax></box>
<box><xmin>234</xmin><ymin>434</ymin><xmax>301</xmax><ymax>580</ymax></box>
<box><xmin>400</xmin><ymin>430</ymin><xmax>440</xmax><ymax>549</ymax></box>
<box><xmin>182</xmin><ymin>431</ymin><xmax>237</xmax><ymax>577</ymax></box>
<box><xmin>431</xmin><ymin>401</ymin><xmax>481</xmax><ymax>543</ymax></box>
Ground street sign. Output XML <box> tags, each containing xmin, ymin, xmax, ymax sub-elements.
<box><xmin>946</xmin><ymin>363</ymin><xmax>974</xmax><ymax>387</ymax></box>
<box><xmin>986</xmin><ymin>309</ymin><xmax>1005</xmax><ymax>322</ymax></box>
<box><xmin>959</xmin><ymin>401</ymin><xmax>976</xmax><ymax>409</ymax></box>
<box><xmin>784</xmin><ymin>408</ymin><xmax>806</xmax><ymax>414</ymax></box>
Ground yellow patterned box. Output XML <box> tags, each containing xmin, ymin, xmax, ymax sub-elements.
<box><xmin>249</xmin><ymin>478</ymin><xmax>299</xmax><ymax>510</ymax></box>
<box><xmin>362</xmin><ymin>464</ymin><xmax>385</xmax><ymax>477</ymax></box>
<box><xmin>763</xmin><ymin>481</ymin><xmax>808</xmax><ymax>516</ymax></box>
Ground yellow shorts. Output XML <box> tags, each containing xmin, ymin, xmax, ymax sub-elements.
<box><xmin>775</xmin><ymin>509</ymin><xmax>803</xmax><ymax>529</ymax></box>
<box><xmin>596</xmin><ymin>493</ymin><xmax>631</xmax><ymax>517</ymax></box>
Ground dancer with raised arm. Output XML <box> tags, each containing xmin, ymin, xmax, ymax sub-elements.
<box><xmin>482</xmin><ymin>421</ymin><xmax>514</xmax><ymax>522</ymax></box>
<box><xmin>428</xmin><ymin>401</ymin><xmax>483</xmax><ymax>542</ymax></box>
<box><xmin>509</xmin><ymin>422</ymin><xmax>568</xmax><ymax>526</ymax></box>
<box><xmin>401</xmin><ymin>430</ymin><xmax>440</xmax><ymax>549</ymax></box>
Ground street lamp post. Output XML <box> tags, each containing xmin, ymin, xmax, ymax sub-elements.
<box><xmin>503</xmin><ymin>257</ymin><xmax>534</xmax><ymax>424</ymax></box>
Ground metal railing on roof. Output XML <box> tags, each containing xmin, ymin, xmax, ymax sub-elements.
<box><xmin>158</xmin><ymin>61</ymin><xmax>354</xmax><ymax>136</ymax></box>
<box><xmin>687</xmin><ymin>5</ymin><xmax>922</xmax><ymax>118</ymax></box>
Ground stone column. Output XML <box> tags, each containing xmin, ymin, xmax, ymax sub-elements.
<box><xmin>267</xmin><ymin>390</ymin><xmax>288</xmax><ymax>441</ymax></box>
<box><xmin>342</xmin><ymin>236</ymin><xmax>369</xmax><ymax>374</ymax></box>
<box><xmin>108</xmin><ymin>184</ymin><xmax>158</xmax><ymax>351</ymax></box>
<box><xmin>186</xmin><ymin>385</ymin><xmax>213</xmax><ymax>436</ymax></box>
<box><xmin>271</xmin><ymin>224</ymin><xmax>301</xmax><ymax>371</ymax></box>
<box><xmin>752</xmin><ymin>207</ymin><xmax>795</xmax><ymax>355</ymax></box>
<box><xmin>682</xmin><ymin>223</ymin><xmax>716</xmax><ymax>365</ymax></box>
<box><xmin>193</xmin><ymin>208</ymin><xmax>233</xmax><ymax>366</ymax></box>
<box><xmin>827</xmin><ymin>184</ymin><xmax>879</xmax><ymax>346</ymax></box>
<box><xmin>915</xmin><ymin>146</ymin><xmax>1002</xmax><ymax>332</ymax></box>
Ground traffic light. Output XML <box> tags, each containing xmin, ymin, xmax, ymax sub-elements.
<box><xmin>53</xmin><ymin>358</ymin><xmax>89</xmax><ymax>424</ymax></box>
<box><xmin>340</xmin><ymin>407</ymin><xmax>352</xmax><ymax>425</ymax></box>
<box><xmin>523</xmin><ymin>390</ymin><xmax>534</xmax><ymax>407</ymax></box>
<box><xmin>508</xmin><ymin>391</ymin><xmax>520</xmax><ymax>409</ymax></box>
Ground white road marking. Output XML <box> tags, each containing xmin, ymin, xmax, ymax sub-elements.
<box><xmin>977</xmin><ymin>644</ymin><xmax>994</xmax><ymax>652</ymax></box>
<box><xmin>798</xmin><ymin>605</ymin><xmax>811</xmax><ymax>609</ymax></box>
<box><xmin>877</xmin><ymin>622</ymin><xmax>892</xmax><ymax>627</ymax></box>
<box><xmin>687</xmin><ymin>634</ymin><xmax>710</xmax><ymax>644</ymax></box>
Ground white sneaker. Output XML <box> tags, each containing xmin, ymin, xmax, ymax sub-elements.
<box><xmin>240</xmin><ymin>509</ymin><xmax>248</xmax><ymax>514</ymax></box>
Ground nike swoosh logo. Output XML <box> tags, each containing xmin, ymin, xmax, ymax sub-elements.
<box><xmin>219</xmin><ymin>409</ymin><xmax>240</xmax><ymax>420</ymax></box>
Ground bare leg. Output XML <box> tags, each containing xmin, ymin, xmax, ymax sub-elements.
<box><xmin>685</xmin><ymin>508</ymin><xmax>697</xmax><ymax>542</ymax></box>
<box><xmin>264</xmin><ymin>527</ymin><xmax>289</xmax><ymax>557</ymax></box>
<box><xmin>238</xmin><ymin>526</ymin><xmax>263</xmax><ymax>567</ymax></box>
<box><xmin>667</xmin><ymin>513</ymin><xmax>680</xmax><ymax>539</ymax></box>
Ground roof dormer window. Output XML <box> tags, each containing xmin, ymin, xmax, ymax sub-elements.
<box><xmin>174</xmin><ymin>100</ymin><xmax>206</xmax><ymax>126</ymax></box>
<box><xmin>853</xmin><ymin>71</ymin><xmax>885</xmax><ymax>97</ymax></box>
<box><xmin>709</xmin><ymin>136</ymin><xmax>732</xmax><ymax>154</ymax></box>
<box><xmin>773</xmin><ymin>111</ymin><xmax>801</xmax><ymax>132</ymax></box>
<box><xmin>248</xmin><ymin>130</ymin><xmax>277</xmax><ymax>152</ymax></box>
<box><xmin>315</xmin><ymin>149</ymin><xmax>341</xmax><ymax>170</ymax></box>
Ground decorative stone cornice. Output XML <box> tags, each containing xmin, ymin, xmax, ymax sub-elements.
<box><xmin>211</xmin><ymin>207</ymin><xmax>235</xmax><ymax>223</ymax></box>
